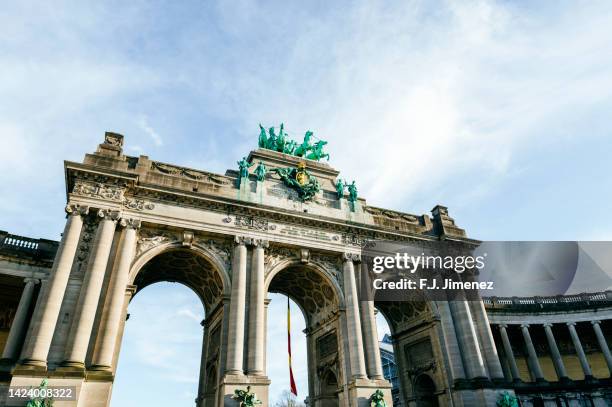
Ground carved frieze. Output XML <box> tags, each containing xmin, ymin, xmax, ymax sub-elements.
<box><xmin>123</xmin><ymin>198</ymin><xmax>155</xmax><ymax>211</ymax></box>
<box><xmin>234</xmin><ymin>215</ymin><xmax>271</xmax><ymax>231</ymax></box>
<box><xmin>72</xmin><ymin>180</ymin><xmax>125</xmax><ymax>201</ymax></box>
<box><xmin>151</xmin><ymin>161</ymin><xmax>230</xmax><ymax>185</ymax></box>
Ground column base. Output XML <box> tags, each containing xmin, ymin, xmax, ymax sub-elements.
<box><xmin>347</xmin><ymin>378</ymin><xmax>392</xmax><ymax>407</ymax></box>
<box><xmin>88</xmin><ymin>364</ymin><xmax>112</xmax><ymax>372</ymax></box>
<box><xmin>19</xmin><ymin>358</ymin><xmax>48</xmax><ymax>368</ymax></box>
<box><xmin>219</xmin><ymin>374</ymin><xmax>270</xmax><ymax>407</ymax></box>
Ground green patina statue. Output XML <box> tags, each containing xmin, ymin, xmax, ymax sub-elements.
<box><xmin>232</xmin><ymin>386</ymin><xmax>262</xmax><ymax>407</ymax></box>
<box><xmin>258</xmin><ymin>125</ymin><xmax>329</xmax><ymax>161</ymax></box>
<box><xmin>294</xmin><ymin>131</ymin><xmax>313</xmax><ymax>157</ymax></box>
<box><xmin>370</xmin><ymin>389</ymin><xmax>387</xmax><ymax>407</ymax></box>
<box><xmin>266</xmin><ymin>127</ymin><xmax>278</xmax><ymax>150</ymax></box>
<box><xmin>306</xmin><ymin>140</ymin><xmax>329</xmax><ymax>161</ymax></box>
<box><xmin>272</xmin><ymin>162</ymin><xmax>320</xmax><ymax>201</ymax></box>
<box><xmin>258</xmin><ymin>124</ymin><xmax>267</xmax><ymax>148</ymax></box>
<box><xmin>335</xmin><ymin>178</ymin><xmax>345</xmax><ymax>199</ymax></box>
<box><xmin>237</xmin><ymin>157</ymin><xmax>253</xmax><ymax>180</ymax></box>
<box><xmin>496</xmin><ymin>391</ymin><xmax>519</xmax><ymax>407</ymax></box>
<box><xmin>347</xmin><ymin>181</ymin><xmax>358</xmax><ymax>202</ymax></box>
<box><xmin>254</xmin><ymin>161</ymin><xmax>267</xmax><ymax>181</ymax></box>
<box><xmin>26</xmin><ymin>379</ymin><xmax>54</xmax><ymax>407</ymax></box>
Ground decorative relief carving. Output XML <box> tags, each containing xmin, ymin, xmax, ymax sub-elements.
<box><xmin>264</xmin><ymin>246</ymin><xmax>299</xmax><ymax>273</ymax></box>
<box><xmin>311</xmin><ymin>253</ymin><xmax>340</xmax><ymax>274</ymax></box>
<box><xmin>123</xmin><ymin>198</ymin><xmax>155</xmax><ymax>211</ymax></box>
<box><xmin>234</xmin><ymin>215</ymin><xmax>269</xmax><ymax>231</ymax></box>
<box><xmin>152</xmin><ymin>162</ymin><xmax>230</xmax><ymax>185</ymax></box>
<box><xmin>365</xmin><ymin>206</ymin><xmax>419</xmax><ymax>223</ymax></box>
<box><xmin>196</xmin><ymin>238</ymin><xmax>232</xmax><ymax>269</ymax></box>
<box><xmin>104</xmin><ymin>132</ymin><xmax>124</xmax><ymax>147</ymax></box>
<box><xmin>342</xmin><ymin>234</ymin><xmax>374</xmax><ymax>248</ymax></box>
<box><xmin>136</xmin><ymin>229</ymin><xmax>179</xmax><ymax>256</ymax></box>
<box><xmin>76</xmin><ymin>219</ymin><xmax>97</xmax><ymax>272</ymax></box>
<box><xmin>72</xmin><ymin>180</ymin><xmax>125</xmax><ymax>201</ymax></box>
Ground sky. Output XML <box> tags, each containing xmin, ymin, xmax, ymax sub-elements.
<box><xmin>2</xmin><ymin>0</ymin><xmax>612</xmax><ymax>405</ymax></box>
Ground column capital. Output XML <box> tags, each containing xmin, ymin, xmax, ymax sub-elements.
<box><xmin>119</xmin><ymin>218</ymin><xmax>141</xmax><ymax>229</ymax></box>
<box><xmin>566</xmin><ymin>321</ymin><xmax>577</xmax><ymax>327</ymax></box>
<box><xmin>97</xmin><ymin>208</ymin><xmax>121</xmax><ymax>221</ymax></box>
<box><xmin>252</xmin><ymin>239</ymin><xmax>269</xmax><ymax>249</ymax></box>
<box><xmin>125</xmin><ymin>284</ymin><xmax>137</xmax><ymax>297</ymax></box>
<box><xmin>520</xmin><ymin>323</ymin><xmax>530</xmax><ymax>329</ymax></box>
<box><xmin>234</xmin><ymin>235</ymin><xmax>251</xmax><ymax>246</ymax></box>
<box><xmin>543</xmin><ymin>322</ymin><xmax>554</xmax><ymax>328</ymax></box>
<box><xmin>498</xmin><ymin>323</ymin><xmax>509</xmax><ymax>329</ymax></box>
<box><xmin>591</xmin><ymin>320</ymin><xmax>602</xmax><ymax>326</ymax></box>
<box><xmin>343</xmin><ymin>252</ymin><xmax>361</xmax><ymax>262</ymax></box>
<box><xmin>65</xmin><ymin>204</ymin><xmax>89</xmax><ymax>217</ymax></box>
<box><xmin>23</xmin><ymin>277</ymin><xmax>40</xmax><ymax>285</ymax></box>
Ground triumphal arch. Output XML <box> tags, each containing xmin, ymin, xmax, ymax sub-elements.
<box><xmin>1</xmin><ymin>129</ymin><xmax>515</xmax><ymax>406</ymax></box>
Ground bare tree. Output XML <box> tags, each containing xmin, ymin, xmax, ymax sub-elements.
<box><xmin>273</xmin><ymin>390</ymin><xmax>306</xmax><ymax>407</ymax></box>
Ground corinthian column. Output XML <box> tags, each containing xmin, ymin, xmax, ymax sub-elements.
<box><xmin>1</xmin><ymin>278</ymin><xmax>39</xmax><ymax>361</ymax></box>
<box><xmin>226</xmin><ymin>236</ymin><xmax>248</xmax><ymax>375</ymax></box>
<box><xmin>343</xmin><ymin>253</ymin><xmax>367</xmax><ymax>379</ymax></box>
<box><xmin>359</xmin><ymin>262</ymin><xmax>383</xmax><ymax>380</ymax></box>
<box><xmin>91</xmin><ymin>218</ymin><xmax>140</xmax><ymax>371</ymax></box>
<box><xmin>22</xmin><ymin>204</ymin><xmax>88</xmax><ymax>367</ymax></box>
<box><xmin>62</xmin><ymin>209</ymin><xmax>119</xmax><ymax>368</ymax></box>
<box><xmin>247</xmin><ymin>239</ymin><xmax>267</xmax><ymax>376</ymax></box>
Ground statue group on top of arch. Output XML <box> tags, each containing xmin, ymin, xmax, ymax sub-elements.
<box><xmin>258</xmin><ymin>123</ymin><xmax>330</xmax><ymax>161</ymax></box>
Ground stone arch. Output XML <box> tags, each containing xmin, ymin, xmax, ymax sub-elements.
<box><xmin>128</xmin><ymin>241</ymin><xmax>231</xmax><ymax>312</ymax></box>
<box><xmin>413</xmin><ymin>374</ymin><xmax>439</xmax><ymax>407</ymax></box>
<box><xmin>265</xmin><ymin>258</ymin><xmax>344</xmax><ymax>310</ymax></box>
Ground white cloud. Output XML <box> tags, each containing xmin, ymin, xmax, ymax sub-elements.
<box><xmin>137</xmin><ymin>115</ymin><xmax>163</xmax><ymax>147</ymax></box>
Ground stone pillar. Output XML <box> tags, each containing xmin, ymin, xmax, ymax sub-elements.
<box><xmin>498</xmin><ymin>324</ymin><xmax>521</xmax><ymax>382</ymax></box>
<box><xmin>63</xmin><ymin>209</ymin><xmax>119</xmax><ymax>368</ymax></box>
<box><xmin>520</xmin><ymin>324</ymin><xmax>545</xmax><ymax>382</ymax></box>
<box><xmin>469</xmin><ymin>299</ymin><xmax>505</xmax><ymax>380</ymax></box>
<box><xmin>543</xmin><ymin>323</ymin><xmax>568</xmax><ymax>381</ymax></box>
<box><xmin>1</xmin><ymin>278</ymin><xmax>39</xmax><ymax>361</ymax></box>
<box><xmin>22</xmin><ymin>204</ymin><xmax>88</xmax><ymax>367</ymax></box>
<box><xmin>225</xmin><ymin>236</ymin><xmax>248</xmax><ymax>375</ymax></box>
<box><xmin>567</xmin><ymin>322</ymin><xmax>593</xmax><ymax>379</ymax></box>
<box><xmin>359</xmin><ymin>262</ymin><xmax>383</xmax><ymax>380</ymax></box>
<box><xmin>196</xmin><ymin>319</ymin><xmax>209</xmax><ymax>407</ymax></box>
<box><xmin>448</xmin><ymin>300</ymin><xmax>487</xmax><ymax>379</ymax></box>
<box><xmin>343</xmin><ymin>253</ymin><xmax>367</xmax><ymax>379</ymax></box>
<box><xmin>247</xmin><ymin>239</ymin><xmax>267</xmax><ymax>376</ymax></box>
<box><xmin>91</xmin><ymin>218</ymin><xmax>140</xmax><ymax>371</ymax></box>
<box><xmin>591</xmin><ymin>320</ymin><xmax>612</xmax><ymax>376</ymax></box>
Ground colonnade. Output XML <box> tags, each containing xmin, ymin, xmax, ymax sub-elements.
<box><xmin>496</xmin><ymin>321</ymin><xmax>612</xmax><ymax>382</ymax></box>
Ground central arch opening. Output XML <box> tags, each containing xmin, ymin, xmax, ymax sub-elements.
<box><xmin>111</xmin><ymin>246</ymin><xmax>227</xmax><ymax>407</ymax></box>
<box><xmin>266</xmin><ymin>263</ymin><xmax>341</xmax><ymax>407</ymax></box>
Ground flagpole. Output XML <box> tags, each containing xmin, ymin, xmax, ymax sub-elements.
<box><xmin>287</xmin><ymin>296</ymin><xmax>298</xmax><ymax>396</ymax></box>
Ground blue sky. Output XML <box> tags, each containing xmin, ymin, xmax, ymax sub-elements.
<box><xmin>1</xmin><ymin>0</ymin><xmax>612</xmax><ymax>405</ymax></box>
